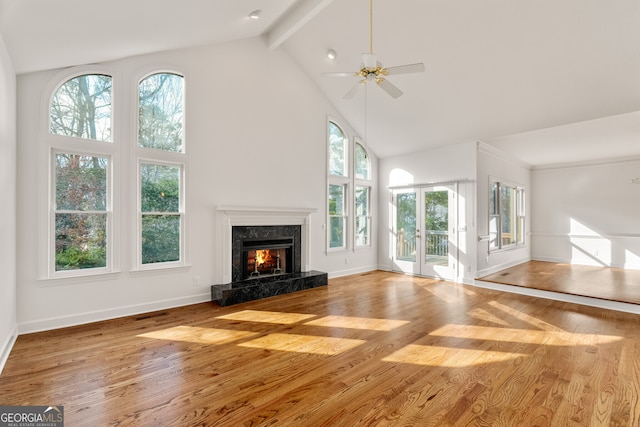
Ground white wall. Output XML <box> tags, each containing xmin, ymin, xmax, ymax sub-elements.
<box><xmin>531</xmin><ymin>158</ymin><xmax>640</xmax><ymax>269</ymax></box>
<box><xmin>16</xmin><ymin>38</ymin><xmax>378</xmax><ymax>333</ymax></box>
<box><xmin>0</xmin><ymin>32</ymin><xmax>17</xmax><ymax>372</ymax></box>
<box><xmin>476</xmin><ymin>142</ymin><xmax>531</xmax><ymax>276</ymax></box>
<box><xmin>378</xmin><ymin>141</ymin><xmax>477</xmax><ymax>283</ymax></box>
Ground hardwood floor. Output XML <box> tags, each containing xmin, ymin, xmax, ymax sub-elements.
<box><xmin>479</xmin><ymin>260</ymin><xmax>640</xmax><ymax>305</ymax></box>
<box><xmin>2</xmin><ymin>270</ymin><xmax>640</xmax><ymax>426</ymax></box>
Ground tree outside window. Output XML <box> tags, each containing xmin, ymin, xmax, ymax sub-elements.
<box><xmin>329</xmin><ymin>183</ymin><xmax>346</xmax><ymax>249</ymax></box>
<box><xmin>54</xmin><ymin>153</ymin><xmax>109</xmax><ymax>271</ymax></box>
<box><xmin>138</xmin><ymin>73</ymin><xmax>184</xmax><ymax>152</ymax></box>
<box><xmin>140</xmin><ymin>163</ymin><xmax>182</xmax><ymax>264</ymax></box>
<box><xmin>50</xmin><ymin>74</ymin><xmax>112</xmax><ymax>142</ymax></box>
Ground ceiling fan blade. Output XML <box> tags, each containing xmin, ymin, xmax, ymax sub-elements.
<box><xmin>343</xmin><ymin>82</ymin><xmax>363</xmax><ymax>99</ymax></box>
<box><xmin>322</xmin><ymin>71</ymin><xmax>356</xmax><ymax>77</ymax></box>
<box><xmin>385</xmin><ymin>63</ymin><xmax>425</xmax><ymax>75</ymax></box>
<box><xmin>377</xmin><ymin>78</ymin><xmax>403</xmax><ymax>98</ymax></box>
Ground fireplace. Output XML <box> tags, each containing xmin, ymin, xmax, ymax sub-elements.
<box><xmin>231</xmin><ymin>225</ymin><xmax>301</xmax><ymax>283</ymax></box>
<box><xmin>212</xmin><ymin>206</ymin><xmax>327</xmax><ymax>306</ymax></box>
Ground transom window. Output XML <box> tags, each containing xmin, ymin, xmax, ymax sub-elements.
<box><xmin>138</xmin><ymin>73</ymin><xmax>184</xmax><ymax>152</ymax></box>
<box><xmin>50</xmin><ymin>74</ymin><xmax>112</xmax><ymax>142</ymax></box>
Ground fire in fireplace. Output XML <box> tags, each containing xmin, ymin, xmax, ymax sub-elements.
<box><xmin>243</xmin><ymin>237</ymin><xmax>293</xmax><ymax>279</ymax></box>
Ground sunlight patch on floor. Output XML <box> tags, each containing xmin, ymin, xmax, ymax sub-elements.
<box><xmin>382</xmin><ymin>344</ymin><xmax>525</xmax><ymax>367</ymax></box>
<box><xmin>429</xmin><ymin>324</ymin><xmax>623</xmax><ymax>346</ymax></box>
<box><xmin>216</xmin><ymin>310</ymin><xmax>317</xmax><ymax>324</ymax></box>
<box><xmin>467</xmin><ymin>308</ymin><xmax>511</xmax><ymax>326</ymax></box>
<box><xmin>304</xmin><ymin>315</ymin><xmax>410</xmax><ymax>331</ymax></box>
<box><xmin>488</xmin><ymin>300</ymin><xmax>566</xmax><ymax>332</ymax></box>
<box><xmin>138</xmin><ymin>326</ymin><xmax>259</xmax><ymax>344</ymax></box>
<box><xmin>238</xmin><ymin>333</ymin><xmax>366</xmax><ymax>355</ymax></box>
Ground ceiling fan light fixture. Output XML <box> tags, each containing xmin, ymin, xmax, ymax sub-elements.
<box><xmin>327</xmin><ymin>49</ymin><xmax>337</xmax><ymax>60</ymax></box>
<box><xmin>249</xmin><ymin>10</ymin><xmax>261</xmax><ymax>20</ymax></box>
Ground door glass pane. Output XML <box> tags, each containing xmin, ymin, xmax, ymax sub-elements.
<box><xmin>396</xmin><ymin>192</ymin><xmax>416</xmax><ymax>262</ymax></box>
<box><xmin>425</xmin><ymin>190</ymin><xmax>448</xmax><ymax>265</ymax></box>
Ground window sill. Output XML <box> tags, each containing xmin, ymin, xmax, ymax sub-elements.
<box><xmin>39</xmin><ymin>271</ymin><xmax>122</xmax><ymax>287</ymax></box>
<box><xmin>129</xmin><ymin>264</ymin><xmax>192</xmax><ymax>277</ymax></box>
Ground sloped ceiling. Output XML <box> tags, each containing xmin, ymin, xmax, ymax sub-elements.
<box><xmin>2</xmin><ymin>0</ymin><xmax>640</xmax><ymax>165</ymax></box>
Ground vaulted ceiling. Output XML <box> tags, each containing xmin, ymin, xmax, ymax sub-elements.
<box><xmin>2</xmin><ymin>0</ymin><xmax>640</xmax><ymax>165</ymax></box>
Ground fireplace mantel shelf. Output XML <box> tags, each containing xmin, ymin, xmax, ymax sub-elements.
<box><xmin>216</xmin><ymin>206</ymin><xmax>317</xmax><ymax>215</ymax></box>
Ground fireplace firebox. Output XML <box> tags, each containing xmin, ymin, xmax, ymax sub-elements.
<box><xmin>231</xmin><ymin>225</ymin><xmax>302</xmax><ymax>283</ymax></box>
<box><xmin>242</xmin><ymin>237</ymin><xmax>293</xmax><ymax>280</ymax></box>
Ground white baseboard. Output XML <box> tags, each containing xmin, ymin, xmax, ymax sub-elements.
<box><xmin>17</xmin><ymin>293</ymin><xmax>212</xmax><ymax>334</ymax></box>
<box><xmin>533</xmin><ymin>256</ymin><xmax>640</xmax><ymax>271</ymax></box>
<box><xmin>0</xmin><ymin>324</ymin><xmax>18</xmax><ymax>375</ymax></box>
<box><xmin>474</xmin><ymin>280</ymin><xmax>640</xmax><ymax>315</ymax></box>
<box><xmin>327</xmin><ymin>265</ymin><xmax>378</xmax><ymax>279</ymax></box>
<box><xmin>476</xmin><ymin>258</ymin><xmax>530</xmax><ymax>278</ymax></box>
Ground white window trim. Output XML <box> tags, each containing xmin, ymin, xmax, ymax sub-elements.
<box><xmin>135</xmin><ymin>157</ymin><xmax>187</xmax><ymax>271</ymax></box>
<box><xmin>327</xmin><ymin>119</ymin><xmax>350</xmax><ymax>252</ymax></box>
<box><xmin>354</xmin><ymin>138</ymin><xmax>372</xmax><ymax>249</ymax></box>
<box><xmin>489</xmin><ymin>177</ymin><xmax>526</xmax><ymax>253</ymax></box>
<box><xmin>49</xmin><ymin>148</ymin><xmax>116</xmax><ymax>278</ymax></box>
<box><xmin>41</xmin><ymin>66</ymin><xmax>120</xmax><ymax>281</ymax></box>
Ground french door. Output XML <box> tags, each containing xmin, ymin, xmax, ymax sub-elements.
<box><xmin>392</xmin><ymin>185</ymin><xmax>457</xmax><ymax>280</ymax></box>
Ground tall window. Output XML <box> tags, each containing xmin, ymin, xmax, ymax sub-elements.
<box><xmin>137</xmin><ymin>72</ymin><xmax>186</xmax><ymax>267</ymax></box>
<box><xmin>354</xmin><ymin>141</ymin><xmax>371</xmax><ymax>247</ymax></box>
<box><xmin>327</xmin><ymin>121</ymin><xmax>373</xmax><ymax>251</ymax></box>
<box><xmin>355</xmin><ymin>186</ymin><xmax>370</xmax><ymax>246</ymax></box>
<box><xmin>489</xmin><ymin>181</ymin><xmax>525</xmax><ymax>250</ymax></box>
<box><xmin>139</xmin><ymin>162</ymin><xmax>183</xmax><ymax>264</ymax></box>
<box><xmin>328</xmin><ymin>121</ymin><xmax>349</xmax><ymax>250</ymax></box>
<box><xmin>54</xmin><ymin>153</ymin><xmax>110</xmax><ymax>271</ymax></box>
<box><xmin>49</xmin><ymin>74</ymin><xmax>113</xmax><ymax>275</ymax></box>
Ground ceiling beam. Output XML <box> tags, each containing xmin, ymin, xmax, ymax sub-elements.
<box><xmin>265</xmin><ymin>0</ymin><xmax>335</xmax><ymax>50</ymax></box>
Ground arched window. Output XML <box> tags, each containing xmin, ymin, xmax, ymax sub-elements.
<box><xmin>138</xmin><ymin>73</ymin><xmax>184</xmax><ymax>152</ymax></box>
<box><xmin>49</xmin><ymin>73</ymin><xmax>113</xmax><ymax>275</ymax></box>
<box><xmin>50</xmin><ymin>74</ymin><xmax>112</xmax><ymax>141</ymax></box>
<box><xmin>355</xmin><ymin>142</ymin><xmax>370</xmax><ymax>180</ymax></box>
<box><xmin>137</xmin><ymin>72</ymin><xmax>186</xmax><ymax>267</ymax></box>
<box><xmin>328</xmin><ymin>121</ymin><xmax>347</xmax><ymax>177</ymax></box>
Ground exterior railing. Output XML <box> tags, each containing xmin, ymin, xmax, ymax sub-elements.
<box><xmin>397</xmin><ymin>229</ymin><xmax>448</xmax><ymax>258</ymax></box>
<box><xmin>425</xmin><ymin>230</ymin><xmax>448</xmax><ymax>256</ymax></box>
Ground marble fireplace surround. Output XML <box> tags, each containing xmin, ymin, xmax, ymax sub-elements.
<box><xmin>215</xmin><ymin>206</ymin><xmax>316</xmax><ymax>285</ymax></box>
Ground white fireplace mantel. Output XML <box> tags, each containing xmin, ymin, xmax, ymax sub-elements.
<box><xmin>215</xmin><ymin>206</ymin><xmax>317</xmax><ymax>283</ymax></box>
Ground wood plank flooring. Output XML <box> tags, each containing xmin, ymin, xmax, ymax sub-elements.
<box><xmin>2</xmin><ymin>270</ymin><xmax>640</xmax><ymax>426</ymax></box>
<box><xmin>479</xmin><ymin>260</ymin><xmax>640</xmax><ymax>305</ymax></box>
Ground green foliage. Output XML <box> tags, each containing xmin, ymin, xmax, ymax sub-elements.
<box><xmin>142</xmin><ymin>215</ymin><xmax>180</xmax><ymax>264</ymax></box>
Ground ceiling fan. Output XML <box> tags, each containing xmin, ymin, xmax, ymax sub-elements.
<box><xmin>323</xmin><ymin>0</ymin><xmax>425</xmax><ymax>99</ymax></box>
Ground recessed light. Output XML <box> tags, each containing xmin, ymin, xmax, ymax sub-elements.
<box><xmin>249</xmin><ymin>10</ymin><xmax>261</xmax><ymax>20</ymax></box>
<box><xmin>327</xmin><ymin>49</ymin><xmax>337</xmax><ymax>60</ymax></box>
